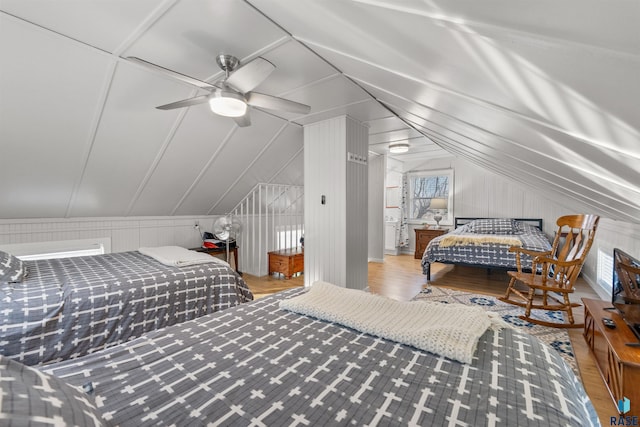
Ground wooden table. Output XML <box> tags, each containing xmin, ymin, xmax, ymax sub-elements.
<box><xmin>191</xmin><ymin>246</ymin><xmax>240</xmax><ymax>274</ymax></box>
<box><xmin>268</xmin><ymin>248</ymin><xmax>304</xmax><ymax>279</ymax></box>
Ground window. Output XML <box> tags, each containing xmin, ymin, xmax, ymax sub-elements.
<box><xmin>597</xmin><ymin>248</ymin><xmax>614</xmax><ymax>297</ymax></box>
<box><xmin>408</xmin><ymin>169</ymin><xmax>453</xmax><ymax>224</ymax></box>
<box><xmin>1</xmin><ymin>238</ymin><xmax>110</xmax><ymax>261</ymax></box>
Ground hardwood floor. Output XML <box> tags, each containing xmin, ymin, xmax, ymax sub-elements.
<box><xmin>242</xmin><ymin>254</ymin><xmax>615</xmax><ymax>424</ymax></box>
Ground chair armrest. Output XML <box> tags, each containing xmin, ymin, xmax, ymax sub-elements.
<box><xmin>509</xmin><ymin>247</ymin><xmax>552</xmax><ymax>273</ymax></box>
<box><xmin>508</xmin><ymin>247</ymin><xmax>552</xmax><ymax>257</ymax></box>
<box><xmin>532</xmin><ymin>255</ymin><xmax>583</xmax><ymax>268</ymax></box>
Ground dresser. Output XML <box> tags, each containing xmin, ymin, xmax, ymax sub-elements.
<box><xmin>414</xmin><ymin>228</ymin><xmax>448</xmax><ymax>259</ymax></box>
<box><xmin>268</xmin><ymin>248</ymin><xmax>304</xmax><ymax>279</ymax></box>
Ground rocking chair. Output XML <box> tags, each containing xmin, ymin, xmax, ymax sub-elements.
<box><xmin>499</xmin><ymin>214</ymin><xmax>600</xmax><ymax>328</ymax></box>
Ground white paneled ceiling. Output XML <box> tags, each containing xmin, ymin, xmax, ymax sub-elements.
<box><xmin>0</xmin><ymin>0</ymin><xmax>638</xmax><ymax>222</ymax></box>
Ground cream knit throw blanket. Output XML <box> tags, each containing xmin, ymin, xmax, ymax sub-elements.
<box><xmin>438</xmin><ymin>234</ymin><xmax>522</xmax><ymax>248</ymax></box>
<box><xmin>280</xmin><ymin>281</ymin><xmax>506</xmax><ymax>364</ymax></box>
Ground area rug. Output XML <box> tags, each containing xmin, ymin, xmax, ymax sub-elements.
<box><xmin>413</xmin><ymin>286</ymin><xmax>577</xmax><ymax>373</ymax></box>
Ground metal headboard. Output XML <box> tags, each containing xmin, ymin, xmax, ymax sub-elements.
<box><xmin>454</xmin><ymin>217</ymin><xmax>543</xmax><ymax>230</ymax></box>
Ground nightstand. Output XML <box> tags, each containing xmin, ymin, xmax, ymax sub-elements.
<box><xmin>414</xmin><ymin>228</ymin><xmax>448</xmax><ymax>259</ymax></box>
<box><xmin>191</xmin><ymin>246</ymin><xmax>240</xmax><ymax>274</ymax></box>
<box><xmin>268</xmin><ymin>248</ymin><xmax>304</xmax><ymax>279</ymax></box>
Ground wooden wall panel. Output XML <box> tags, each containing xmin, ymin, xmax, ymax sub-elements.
<box><xmin>304</xmin><ymin>116</ymin><xmax>368</xmax><ymax>289</ymax></box>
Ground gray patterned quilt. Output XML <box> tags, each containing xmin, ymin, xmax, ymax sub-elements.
<box><xmin>42</xmin><ymin>288</ymin><xmax>599</xmax><ymax>426</ymax></box>
<box><xmin>422</xmin><ymin>222</ymin><xmax>552</xmax><ymax>276</ymax></box>
<box><xmin>0</xmin><ymin>251</ymin><xmax>253</xmax><ymax>366</ymax></box>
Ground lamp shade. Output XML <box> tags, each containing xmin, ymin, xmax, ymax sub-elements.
<box><xmin>389</xmin><ymin>142</ymin><xmax>409</xmax><ymax>153</ymax></box>
<box><xmin>430</xmin><ymin>198</ymin><xmax>448</xmax><ymax>210</ymax></box>
<box><xmin>209</xmin><ymin>89</ymin><xmax>247</xmax><ymax>117</ymax></box>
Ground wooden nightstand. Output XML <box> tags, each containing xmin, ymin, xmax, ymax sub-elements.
<box><xmin>268</xmin><ymin>248</ymin><xmax>304</xmax><ymax>279</ymax></box>
<box><xmin>191</xmin><ymin>246</ymin><xmax>240</xmax><ymax>274</ymax></box>
<box><xmin>414</xmin><ymin>228</ymin><xmax>448</xmax><ymax>259</ymax></box>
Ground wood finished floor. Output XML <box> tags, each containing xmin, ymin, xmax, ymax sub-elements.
<box><xmin>242</xmin><ymin>254</ymin><xmax>615</xmax><ymax>424</ymax></box>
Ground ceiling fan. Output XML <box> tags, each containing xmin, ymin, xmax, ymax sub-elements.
<box><xmin>128</xmin><ymin>54</ymin><xmax>311</xmax><ymax>127</ymax></box>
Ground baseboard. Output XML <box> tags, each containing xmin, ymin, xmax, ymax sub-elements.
<box><xmin>582</xmin><ymin>273</ymin><xmax>608</xmax><ymax>301</ymax></box>
<box><xmin>368</xmin><ymin>258</ymin><xmax>384</xmax><ymax>263</ymax></box>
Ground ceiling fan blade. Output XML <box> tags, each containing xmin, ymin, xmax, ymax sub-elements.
<box><xmin>233</xmin><ymin>113</ymin><xmax>251</xmax><ymax>127</ymax></box>
<box><xmin>156</xmin><ymin>94</ymin><xmax>210</xmax><ymax>110</ymax></box>
<box><xmin>225</xmin><ymin>57</ymin><xmax>275</xmax><ymax>93</ymax></box>
<box><xmin>247</xmin><ymin>92</ymin><xmax>311</xmax><ymax>114</ymax></box>
<box><xmin>127</xmin><ymin>57</ymin><xmax>216</xmax><ymax>90</ymax></box>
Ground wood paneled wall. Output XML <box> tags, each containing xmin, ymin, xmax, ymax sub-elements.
<box><xmin>304</xmin><ymin>116</ymin><xmax>368</xmax><ymax>289</ymax></box>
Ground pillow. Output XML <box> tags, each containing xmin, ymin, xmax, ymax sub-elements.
<box><xmin>0</xmin><ymin>250</ymin><xmax>26</xmax><ymax>283</ymax></box>
<box><xmin>467</xmin><ymin>218</ymin><xmax>519</xmax><ymax>235</ymax></box>
<box><xmin>0</xmin><ymin>355</ymin><xmax>105</xmax><ymax>426</ymax></box>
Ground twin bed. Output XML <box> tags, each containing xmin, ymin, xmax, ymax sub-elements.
<box><xmin>0</xmin><ymin>247</ymin><xmax>253</xmax><ymax>366</ymax></box>
<box><xmin>421</xmin><ymin>217</ymin><xmax>552</xmax><ymax>280</ymax></box>
<box><xmin>4</xmin><ymin>285</ymin><xmax>598</xmax><ymax>426</ymax></box>
<box><xmin>1</xmin><ymin>235</ymin><xmax>600</xmax><ymax>425</ymax></box>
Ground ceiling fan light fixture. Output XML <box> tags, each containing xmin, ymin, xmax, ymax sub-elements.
<box><xmin>389</xmin><ymin>142</ymin><xmax>409</xmax><ymax>154</ymax></box>
<box><xmin>209</xmin><ymin>89</ymin><xmax>247</xmax><ymax>117</ymax></box>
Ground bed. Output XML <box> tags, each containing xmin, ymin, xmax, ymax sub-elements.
<box><xmin>0</xmin><ymin>247</ymin><xmax>253</xmax><ymax>366</ymax></box>
<box><xmin>421</xmin><ymin>217</ymin><xmax>552</xmax><ymax>280</ymax></box>
<box><xmin>9</xmin><ymin>284</ymin><xmax>598</xmax><ymax>427</ymax></box>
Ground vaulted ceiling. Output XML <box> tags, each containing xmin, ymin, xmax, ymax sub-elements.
<box><xmin>1</xmin><ymin>1</ymin><xmax>638</xmax><ymax>222</ymax></box>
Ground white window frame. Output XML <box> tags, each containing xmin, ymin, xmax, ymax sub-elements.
<box><xmin>407</xmin><ymin>168</ymin><xmax>454</xmax><ymax>226</ymax></box>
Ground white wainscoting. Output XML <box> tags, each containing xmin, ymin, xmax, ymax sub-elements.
<box><xmin>0</xmin><ymin>216</ymin><xmax>218</xmax><ymax>254</ymax></box>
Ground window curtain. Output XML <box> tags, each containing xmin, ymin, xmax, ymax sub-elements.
<box><xmin>397</xmin><ymin>173</ymin><xmax>410</xmax><ymax>248</ymax></box>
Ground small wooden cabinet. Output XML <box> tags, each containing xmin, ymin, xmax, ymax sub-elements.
<box><xmin>583</xmin><ymin>298</ymin><xmax>640</xmax><ymax>414</ymax></box>
<box><xmin>268</xmin><ymin>248</ymin><xmax>304</xmax><ymax>279</ymax></box>
<box><xmin>414</xmin><ymin>228</ymin><xmax>448</xmax><ymax>259</ymax></box>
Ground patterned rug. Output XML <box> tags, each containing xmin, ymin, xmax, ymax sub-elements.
<box><xmin>413</xmin><ymin>286</ymin><xmax>577</xmax><ymax>373</ymax></box>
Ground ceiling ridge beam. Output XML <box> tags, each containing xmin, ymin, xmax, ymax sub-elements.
<box><xmin>206</xmin><ymin>122</ymin><xmax>289</xmax><ymax>214</ymax></box>
<box><xmin>124</xmin><ymin>90</ymin><xmax>197</xmax><ymax>216</ymax></box>
<box><xmin>64</xmin><ymin>60</ymin><xmax>118</xmax><ymax>218</ymax></box>
<box><xmin>169</xmin><ymin>125</ymin><xmax>238</xmax><ymax>215</ymax></box>
<box><xmin>351</xmin><ymin>0</ymin><xmax>640</xmax><ymax>61</ymax></box>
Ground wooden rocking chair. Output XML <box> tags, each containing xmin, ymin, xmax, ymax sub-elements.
<box><xmin>499</xmin><ymin>214</ymin><xmax>600</xmax><ymax>328</ymax></box>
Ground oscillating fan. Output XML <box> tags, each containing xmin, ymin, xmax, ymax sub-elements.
<box><xmin>212</xmin><ymin>215</ymin><xmax>242</xmax><ymax>267</ymax></box>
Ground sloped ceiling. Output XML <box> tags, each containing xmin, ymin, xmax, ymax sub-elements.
<box><xmin>0</xmin><ymin>1</ymin><xmax>638</xmax><ymax>223</ymax></box>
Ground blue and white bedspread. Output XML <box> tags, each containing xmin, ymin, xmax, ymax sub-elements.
<box><xmin>0</xmin><ymin>250</ymin><xmax>252</xmax><ymax>366</ymax></box>
<box><xmin>422</xmin><ymin>220</ymin><xmax>552</xmax><ymax>275</ymax></box>
<box><xmin>41</xmin><ymin>288</ymin><xmax>599</xmax><ymax>426</ymax></box>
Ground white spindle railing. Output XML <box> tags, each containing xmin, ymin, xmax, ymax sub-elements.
<box><xmin>231</xmin><ymin>183</ymin><xmax>304</xmax><ymax>276</ymax></box>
